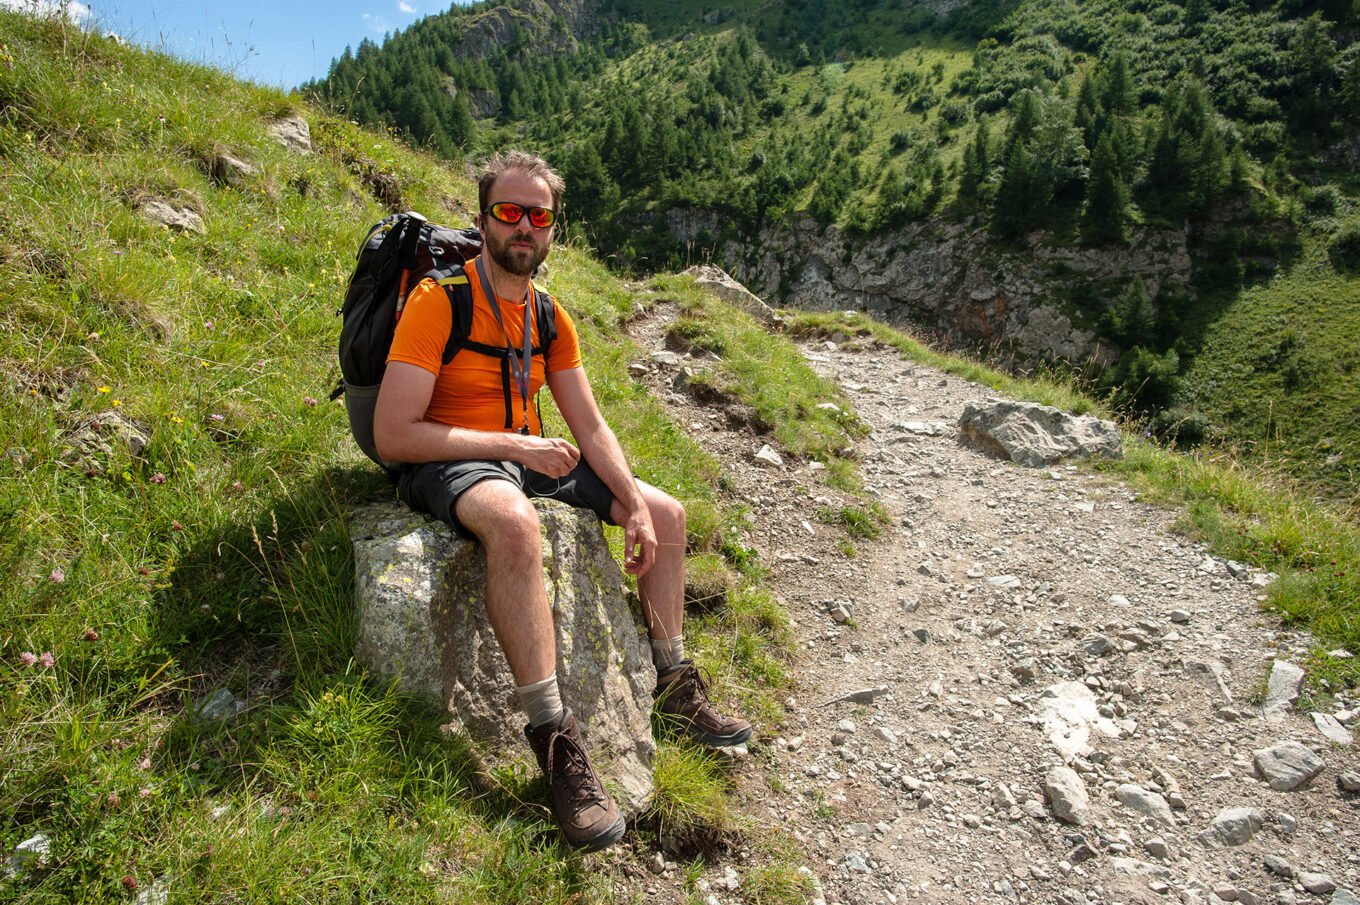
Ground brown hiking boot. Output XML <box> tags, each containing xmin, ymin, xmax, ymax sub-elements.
<box><xmin>524</xmin><ymin>710</ymin><xmax>626</xmax><ymax>852</ymax></box>
<box><xmin>653</xmin><ymin>660</ymin><xmax>753</xmax><ymax>748</ymax></box>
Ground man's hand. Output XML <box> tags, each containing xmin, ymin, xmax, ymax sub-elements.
<box><xmin>517</xmin><ymin>436</ymin><xmax>580</xmax><ymax>477</ymax></box>
<box><xmin>621</xmin><ymin>507</ymin><xmax>658</xmax><ymax>577</ymax></box>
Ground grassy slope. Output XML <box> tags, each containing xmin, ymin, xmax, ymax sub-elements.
<box><xmin>0</xmin><ymin>13</ymin><xmax>819</xmax><ymax>902</ymax></box>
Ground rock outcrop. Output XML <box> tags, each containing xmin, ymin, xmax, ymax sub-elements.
<box><xmin>349</xmin><ymin>499</ymin><xmax>655</xmax><ymax>814</ymax></box>
<box><xmin>683</xmin><ymin>264</ymin><xmax>775</xmax><ymax>323</ymax></box>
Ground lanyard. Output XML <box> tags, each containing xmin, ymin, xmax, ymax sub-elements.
<box><xmin>476</xmin><ymin>256</ymin><xmax>534</xmax><ymax>434</ymax></box>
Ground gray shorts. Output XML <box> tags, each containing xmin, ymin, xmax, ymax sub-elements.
<box><xmin>396</xmin><ymin>457</ymin><xmax>618</xmax><ymax>539</ymax></box>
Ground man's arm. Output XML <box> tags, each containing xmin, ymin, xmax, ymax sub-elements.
<box><xmin>373</xmin><ymin>361</ymin><xmax>579</xmax><ymax>476</ymax></box>
<box><xmin>547</xmin><ymin>366</ymin><xmax>657</xmax><ymax>576</ymax></box>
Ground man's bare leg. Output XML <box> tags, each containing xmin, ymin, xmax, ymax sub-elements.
<box><xmin>612</xmin><ymin>480</ymin><xmax>686</xmax><ymax>642</ymax></box>
<box><xmin>455</xmin><ymin>479</ymin><xmax>555</xmax><ymax>686</ymax></box>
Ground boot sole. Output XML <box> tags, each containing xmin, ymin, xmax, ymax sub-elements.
<box><xmin>657</xmin><ymin>713</ymin><xmax>753</xmax><ymax>748</ymax></box>
<box><xmin>565</xmin><ymin>813</ymin><xmax>626</xmax><ymax>853</ymax></box>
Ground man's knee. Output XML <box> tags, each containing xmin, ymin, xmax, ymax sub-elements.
<box><xmin>458</xmin><ymin>483</ymin><xmax>542</xmax><ymax>559</ymax></box>
<box><xmin>648</xmin><ymin>489</ymin><xmax>686</xmax><ymax>539</ymax></box>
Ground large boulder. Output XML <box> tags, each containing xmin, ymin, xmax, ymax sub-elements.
<box><xmin>350</xmin><ymin>499</ymin><xmax>655</xmax><ymax>814</ymax></box>
<box><xmin>958</xmin><ymin>400</ymin><xmax>1123</xmax><ymax>467</ymax></box>
<box><xmin>683</xmin><ymin>264</ymin><xmax>776</xmax><ymax>323</ymax></box>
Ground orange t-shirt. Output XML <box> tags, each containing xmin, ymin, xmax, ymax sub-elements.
<box><xmin>386</xmin><ymin>257</ymin><xmax>582</xmax><ymax>434</ymax></box>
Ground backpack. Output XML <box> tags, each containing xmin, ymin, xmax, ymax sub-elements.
<box><xmin>333</xmin><ymin>211</ymin><xmax>557</xmax><ymax>470</ymax></box>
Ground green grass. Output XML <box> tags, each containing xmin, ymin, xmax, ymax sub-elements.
<box><xmin>0</xmin><ymin>12</ymin><xmax>803</xmax><ymax>900</ymax></box>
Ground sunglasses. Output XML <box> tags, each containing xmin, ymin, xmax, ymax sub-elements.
<box><xmin>485</xmin><ymin>202</ymin><xmax>557</xmax><ymax>229</ymax></box>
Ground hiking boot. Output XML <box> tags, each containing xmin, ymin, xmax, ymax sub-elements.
<box><xmin>653</xmin><ymin>660</ymin><xmax>753</xmax><ymax>748</ymax></box>
<box><xmin>524</xmin><ymin>710</ymin><xmax>626</xmax><ymax>852</ymax></box>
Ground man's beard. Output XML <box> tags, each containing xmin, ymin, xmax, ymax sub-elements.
<box><xmin>486</xmin><ymin>230</ymin><xmax>548</xmax><ymax>277</ymax></box>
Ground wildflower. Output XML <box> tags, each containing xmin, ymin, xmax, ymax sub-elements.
<box><xmin>121</xmin><ymin>876</ymin><xmax>138</xmax><ymax>892</ymax></box>
<box><xmin>97</xmin><ymin>386</ymin><xmax>111</xmax><ymax>394</ymax></box>
<box><xmin>83</xmin><ymin>627</ymin><xmax>99</xmax><ymax>641</ymax></box>
<box><xmin>88</xmin><ymin>332</ymin><xmax>100</xmax><ymax>341</ymax></box>
<box><xmin>49</xmin><ymin>567</ymin><xmax>64</xmax><ymax>583</ymax></box>
<box><xmin>254</xmin><ymin>360</ymin><xmax>266</xmax><ymax>370</ymax></box>
<box><xmin>111</xmin><ymin>399</ymin><xmax>122</xmax><ymax>408</ymax></box>
<box><xmin>137</xmin><ymin>566</ymin><xmax>151</xmax><ymax>576</ymax></box>
<box><xmin>138</xmin><ymin>788</ymin><xmax>152</xmax><ymax>800</ymax></box>
<box><xmin>231</xmin><ymin>481</ymin><xmax>244</xmax><ymax>492</ymax></box>
<box><xmin>200</xmin><ymin>360</ymin><xmax>210</xmax><ymax>368</ymax></box>
<box><xmin>106</xmin><ymin>791</ymin><xmax>121</xmax><ymax>808</ymax></box>
<box><xmin>171</xmin><ymin>521</ymin><xmax>183</xmax><ymax>532</ymax></box>
<box><xmin>38</xmin><ymin>652</ymin><xmax>54</xmax><ymax>668</ymax></box>
<box><xmin>170</xmin><ymin>415</ymin><xmax>184</xmax><ymax>424</ymax></box>
<box><xmin>204</xmin><ymin>320</ymin><xmax>214</xmax><ymax>330</ymax></box>
<box><xmin>208</xmin><ymin>414</ymin><xmax>224</xmax><ymax>423</ymax></box>
<box><xmin>150</xmin><ymin>473</ymin><xmax>166</xmax><ymax>484</ymax></box>
<box><xmin>304</xmin><ymin>396</ymin><xmax>318</xmax><ymax>407</ymax></box>
<box><xmin>18</xmin><ymin>652</ymin><xmax>37</xmax><ymax>667</ymax></box>
<box><xmin>138</xmin><ymin>757</ymin><xmax>151</xmax><ymax>771</ymax></box>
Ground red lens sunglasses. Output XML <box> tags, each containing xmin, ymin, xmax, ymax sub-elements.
<box><xmin>486</xmin><ymin>202</ymin><xmax>556</xmax><ymax>229</ymax></box>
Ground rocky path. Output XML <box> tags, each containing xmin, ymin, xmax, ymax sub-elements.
<box><xmin>626</xmin><ymin>304</ymin><xmax>1360</xmax><ymax>905</ymax></box>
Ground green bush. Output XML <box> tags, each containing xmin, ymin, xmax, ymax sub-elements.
<box><xmin>1328</xmin><ymin>223</ymin><xmax>1360</xmax><ymax>273</ymax></box>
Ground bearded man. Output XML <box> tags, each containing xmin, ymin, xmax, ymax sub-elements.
<box><xmin>372</xmin><ymin>151</ymin><xmax>750</xmax><ymax>851</ymax></box>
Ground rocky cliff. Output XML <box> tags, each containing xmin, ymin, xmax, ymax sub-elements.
<box><xmin>667</xmin><ymin>210</ymin><xmax>1194</xmax><ymax>367</ymax></box>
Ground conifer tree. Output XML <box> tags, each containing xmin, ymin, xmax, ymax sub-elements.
<box><xmin>1082</xmin><ymin>131</ymin><xmax>1128</xmax><ymax>244</ymax></box>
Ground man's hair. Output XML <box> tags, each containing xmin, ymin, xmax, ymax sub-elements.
<box><xmin>478</xmin><ymin>151</ymin><xmax>565</xmax><ymax>214</ymax></box>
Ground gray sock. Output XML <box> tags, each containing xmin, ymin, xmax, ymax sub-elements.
<box><xmin>516</xmin><ymin>674</ymin><xmax>565</xmax><ymax>728</ymax></box>
<box><xmin>650</xmin><ymin>636</ymin><xmax>686</xmax><ymax>675</ymax></box>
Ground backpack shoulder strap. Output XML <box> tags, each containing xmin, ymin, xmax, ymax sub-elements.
<box><xmin>533</xmin><ymin>287</ymin><xmax>557</xmax><ymax>368</ymax></box>
<box><xmin>432</xmin><ymin>266</ymin><xmax>473</xmax><ymax>365</ymax></box>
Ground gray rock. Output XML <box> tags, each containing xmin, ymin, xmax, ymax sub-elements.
<box><xmin>958</xmin><ymin>400</ymin><xmax>1122</xmax><ymax>467</ymax></box>
<box><xmin>6</xmin><ymin>834</ymin><xmax>51</xmax><ymax>879</ymax></box>
<box><xmin>1331</xmin><ymin>889</ymin><xmax>1360</xmax><ymax>905</ymax></box>
<box><xmin>1338</xmin><ymin>770</ymin><xmax>1360</xmax><ymax>793</ymax></box>
<box><xmin>195</xmin><ymin>688</ymin><xmax>244</xmax><ymax>722</ymax></box>
<box><xmin>267</xmin><ymin>115</ymin><xmax>312</xmax><ymax>153</ymax></box>
<box><xmin>1312</xmin><ymin>712</ymin><xmax>1353</xmax><ymax>746</ymax></box>
<box><xmin>350</xmin><ymin>499</ymin><xmax>655</xmax><ymax>814</ymax></box>
<box><xmin>1022</xmin><ymin>799</ymin><xmax>1048</xmax><ymax>821</ymax></box>
<box><xmin>683</xmin><ymin>265</ymin><xmax>775</xmax><ymax>323</ymax></box>
<box><xmin>1263</xmin><ymin>660</ymin><xmax>1305</xmax><ymax>722</ymax></box>
<box><xmin>206</xmin><ymin>151</ymin><xmax>257</xmax><ymax>188</ymax></box>
<box><xmin>1183</xmin><ymin>659</ymin><xmax>1234</xmax><ymax>702</ymax></box>
<box><xmin>753</xmin><ymin>444</ymin><xmax>785</xmax><ymax>467</ymax></box>
<box><xmin>822</xmin><ymin>687</ymin><xmax>890</xmax><ymax>706</ymax></box>
<box><xmin>62</xmin><ymin>410</ymin><xmax>150</xmax><ymax>469</ymax></box>
<box><xmin>1253</xmin><ymin>741</ymin><xmax>1325</xmax><ymax>791</ymax></box>
<box><xmin>1263</xmin><ymin>855</ymin><xmax>1293</xmax><ymax>877</ymax></box>
<box><xmin>138</xmin><ymin>199</ymin><xmax>205</xmax><ymax>234</ymax></box>
<box><xmin>1046</xmin><ymin>766</ymin><xmax>1091</xmax><ymax>825</ymax></box>
<box><xmin>1298</xmin><ymin>872</ymin><xmax>1337</xmax><ymax>895</ymax></box>
<box><xmin>1115</xmin><ymin>784</ymin><xmax>1175</xmax><ymax>826</ymax></box>
<box><xmin>136</xmin><ymin>879</ymin><xmax>170</xmax><ymax>905</ymax></box>
<box><xmin>1168</xmin><ymin>609</ymin><xmax>1191</xmax><ymax>623</ymax></box>
<box><xmin>1207</xmin><ymin>807</ymin><xmax>1264</xmax><ymax>846</ymax></box>
<box><xmin>1143</xmin><ymin>836</ymin><xmax>1171</xmax><ymax>859</ymax></box>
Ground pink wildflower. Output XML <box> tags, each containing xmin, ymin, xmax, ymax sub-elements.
<box><xmin>139</xmin><ymin>757</ymin><xmax>152</xmax><ymax>771</ymax></box>
<box><xmin>18</xmin><ymin>652</ymin><xmax>38</xmax><ymax>667</ymax></box>
<box><xmin>38</xmin><ymin>652</ymin><xmax>54</xmax><ymax>668</ymax></box>
<box><xmin>204</xmin><ymin>320</ymin><xmax>214</xmax><ymax>330</ymax></box>
<box><xmin>208</xmin><ymin>413</ymin><xmax>224</xmax><ymax>423</ymax></box>
<box><xmin>49</xmin><ymin>567</ymin><xmax>64</xmax><ymax>583</ymax></box>
<box><xmin>150</xmin><ymin>473</ymin><xmax>166</xmax><ymax>485</ymax></box>
<box><xmin>303</xmin><ymin>396</ymin><xmax>318</xmax><ymax>407</ymax></box>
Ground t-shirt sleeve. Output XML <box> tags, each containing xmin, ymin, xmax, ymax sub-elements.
<box><xmin>387</xmin><ymin>278</ymin><xmax>452</xmax><ymax>375</ymax></box>
<box><xmin>547</xmin><ymin>299</ymin><xmax>583</xmax><ymax>373</ymax></box>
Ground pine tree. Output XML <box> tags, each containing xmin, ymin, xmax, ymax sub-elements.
<box><xmin>992</xmin><ymin>139</ymin><xmax>1035</xmax><ymax>239</ymax></box>
<box><xmin>1081</xmin><ymin>131</ymin><xmax>1128</xmax><ymax>244</ymax></box>
<box><xmin>956</xmin><ymin>121</ymin><xmax>990</xmax><ymax>214</ymax></box>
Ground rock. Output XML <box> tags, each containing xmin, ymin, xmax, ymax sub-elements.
<box><xmin>1312</xmin><ymin>712</ymin><xmax>1353</xmax><ymax>746</ymax></box>
<box><xmin>136</xmin><ymin>879</ymin><xmax>170</xmax><ymax>905</ymax></box>
<box><xmin>1331</xmin><ymin>889</ymin><xmax>1360</xmax><ymax>905</ymax></box>
<box><xmin>1184</xmin><ymin>659</ymin><xmax>1233</xmax><ymax>702</ymax></box>
<box><xmin>1168</xmin><ymin>609</ymin><xmax>1191</xmax><ymax>623</ymax></box>
<box><xmin>683</xmin><ymin>265</ymin><xmax>775</xmax><ymax>323</ymax></box>
<box><xmin>6</xmin><ymin>834</ymin><xmax>51</xmax><ymax>879</ymax></box>
<box><xmin>1143</xmin><ymin>836</ymin><xmax>1171</xmax><ymax>859</ymax></box>
<box><xmin>1115</xmin><ymin>784</ymin><xmax>1175</xmax><ymax>826</ymax></box>
<box><xmin>205</xmin><ymin>150</ymin><xmax>257</xmax><ymax>188</ymax></box>
<box><xmin>195</xmin><ymin>688</ymin><xmax>244</xmax><ymax>722</ymax></box>
<box><xmin>1253</xmin><ymin>741</ymin><xmax>1325</xmax><ymax>791</ymax></box>
<box><xmin>1263</xmin><ymin>660</ymin><xmax>1305</xmax><ymax>722</ymax></box>
<box><xmin>62</xmin><ymin>410</ymin><xmax>150</xmax><ymax>469</ymax></box>
<box><xmin>1207</xmin><ymin>807</ymin><xmax>1263</xmax><ymax>846</ymax></box>
<box><xmin>349</xmin><ymin>499</ymin><xmax>655</xmax><ymax>814</ymax></box>
<box><xmin>1045</xmin><ymin>766</ymin><xmax>1091</xmax><ymax>825</ymax></box>
<box><xmin>1039</xmin><ymin>681</ymin><xmax>1121</xmax><ymax>759</ymax></box>
<box><xmin>958</xmin><ymin>400</ymin><xmax>1122</xmax><ymax>467</ymax></box>
<box><xmin>1297</xmin><ymin>872</ymin><xmax>1336</xmax><ymax>895</ymax></box>
<box><xmin>138</xmin><ymin>199</ymin><xmax>205</xmax><ymax>234</ymax></box>
<box><xmin>822</xmin><ymin>687</ymin><xmax>890</xmax><ymax>706</ymax></box>
<box><xmin>753</xmin><ymin>444</ymin><xmax>785</xmax><ymax>467</ymax></box>
<box><xmin>1263</xmin><ymin>855</ymin><xmax>1294</xmax><ymax>878</ymax></box>
<box><xmin>267</xmin><ymin>115</ymin><xmax>312</xmax><ymax>153</ymax></box>
<box><xmin>1022</xmin><ymin>799</ymin><xmax>1048</xmax><ymax>821</ymax></box>
<box><xmin>1338</xmin><ymin>770</ymin><xmax>1360</xmax><ymax>793</ymax></box>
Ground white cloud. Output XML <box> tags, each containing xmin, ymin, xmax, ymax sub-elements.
<box><xmin>398</xmin><ymin>1</ymin><xmax>417</xmax><ymax>13</ymax></box>
<box><xmin>361</xmin><ymin>11</ymin><xmax>391</xmax><ymax>34</ymax></box>
<box><xmin>0</xmin><ymin>0</ymin><xmax>90</xmax><ymax>23</ymax></box>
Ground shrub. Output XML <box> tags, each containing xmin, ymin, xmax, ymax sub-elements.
<box><xmin>1328</xmin><ymin>223</ymin><xmax>1360</xmax><ymax>273</ymax></box>
<box><xmin>1152</xmin><ymin>407</ymin><xmax>1213</xmax><ymax>447</ymax></box>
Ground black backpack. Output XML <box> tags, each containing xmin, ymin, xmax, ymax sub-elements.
<box><xmin>333</xmin><ymin>211</ymin><xmax>557</xmax><ymax>470</ymax></box>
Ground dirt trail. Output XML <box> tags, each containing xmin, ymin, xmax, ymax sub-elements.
<box><xmin>624</xmin><ymin>304</ymin><xmax>1360</xmax><ymax>905</ymax></box>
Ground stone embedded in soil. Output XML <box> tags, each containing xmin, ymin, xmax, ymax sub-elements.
<box><xmin>1312</xmin><ymin>712</ymin><xmax>1352</xmax><ymax>746</ymax></box>
<box><xmin>1263</xmin><ymin>660</ymin><xmax>1305</xmax><ymax>722</ymax></box>
<box><xmin>1253</xmin><ymin>741</ymin><xmax>1325</xmax><ymax>791</ymax></box>
<box><xmin>1205</xmin><ymin>807</ymin><xmax>1264</xmax><ymax>847</ymax></box>
<box><xmin>1338</xmin><ymin>770</ymin><xmax>1360</xmax><ymax>793</ymax></box>
<box><xmin>1297</xmin><ymin>871</ymin><xmax>1336</xmax><ymax>895</ymax></box>
<box><xmin>1115</xmin><ymin>784</ymin><xmax>1175</xmax><ymax>827</ymax></box>
<box><xmin>1045</xmin><ymin>766</ymin><xmax>1091</xmax><ymax>825</ymax></box>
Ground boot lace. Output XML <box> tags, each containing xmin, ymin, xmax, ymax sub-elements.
<box><xmin>545</xmin><ymin>729</ymin><xmax>606</xmax><ymax>808</ymax></box>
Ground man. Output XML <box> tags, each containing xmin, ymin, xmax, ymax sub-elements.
<box><xmin>372</xmin><ymin>151</ymin><xmax>751</xmax><ymax>852</ymax></box>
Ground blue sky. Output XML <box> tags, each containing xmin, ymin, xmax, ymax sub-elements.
<box><xmin>7</xmin><ymin>0</ymin><xmax>473</xmax><ymax>89</ymax></box>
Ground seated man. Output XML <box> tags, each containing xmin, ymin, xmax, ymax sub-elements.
<box><xmin>372</xmin><ymin>150</ymin><xmax>750</xmax><ymax>852</ymax></box>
